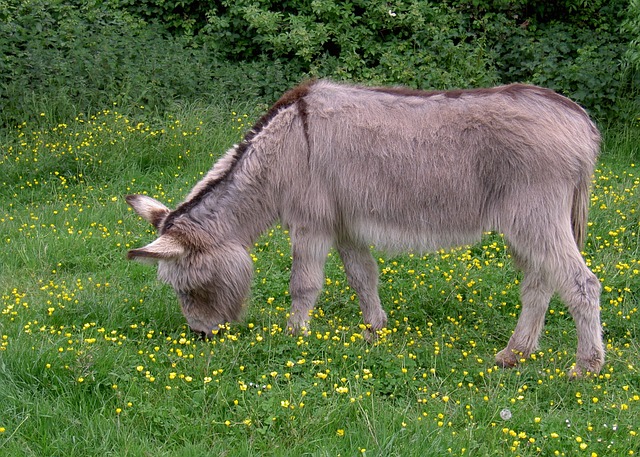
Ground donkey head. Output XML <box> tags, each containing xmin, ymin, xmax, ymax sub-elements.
<box><xmin>125</xmin><ymin>195</ymin><xmax>252</xmax><ymax>337</ymax></box>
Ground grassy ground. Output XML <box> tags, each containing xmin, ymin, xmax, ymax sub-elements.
<box><xmin>0</xmin><ymin>104</ymin><xmax>638</xmax><ymax>457</ymax></box>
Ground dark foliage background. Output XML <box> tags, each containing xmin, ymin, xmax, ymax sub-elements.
<box><xmin>1</xmin><ymin>0</ymin><xmax>638</xmax><ymax>127</ymax></box>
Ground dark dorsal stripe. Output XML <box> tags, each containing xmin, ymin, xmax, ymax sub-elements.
<box><xmin>365</xmin><ymin>83</ymin><xmax>589</xmax><ymax>118</ymax></box>
<box><xmin>160</xmin><ymin>79</ymin><xmax>317</xmax><ymax>233</ymax></box>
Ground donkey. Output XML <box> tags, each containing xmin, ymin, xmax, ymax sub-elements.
<box><xmin>126</xmin><ymin>79</ymin><xmax>604</xmax><ymax>376</ymax></box>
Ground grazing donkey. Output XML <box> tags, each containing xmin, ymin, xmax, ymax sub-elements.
<box><xmin>126</xmin><ymin>79</ymin><xmax>604</xmax><ymax>376</ymax></box>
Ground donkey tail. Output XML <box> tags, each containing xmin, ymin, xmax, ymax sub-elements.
<box><xmin>572</xmin><ymin>121</ymin><xmax>600</xmax><ymax>250</ymax></box>
<box><xmin>572</xmin><ymin>173</ymin><xmax>591</xmax><ymax>250</ymax></box>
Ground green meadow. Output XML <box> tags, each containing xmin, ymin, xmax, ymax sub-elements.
<box><xmin>1</xmin><ymin>104</ymin><xmax>639</xmax><ymax>456</ymax></box>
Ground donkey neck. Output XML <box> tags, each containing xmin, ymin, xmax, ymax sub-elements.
<box><xmin>164</xmin><ymin>95</ymin><xmax>305</xmax><ymax>247</ymax></box>
<box><xmin>166</xmin><ymin>146</ymin><xmax>278</xmax><ymax>248</ymax></box>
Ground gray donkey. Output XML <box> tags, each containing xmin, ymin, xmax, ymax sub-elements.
<box><xmin>126</xmin><ymin>79</ymin><xmax>604</xmax><ymax>376</ymax></box>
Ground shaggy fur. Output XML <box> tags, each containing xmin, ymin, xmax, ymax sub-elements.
<box><xmin>127</xmin><ymin>79</ymin><xmax>604</xmax><ymax>376</ymax></box>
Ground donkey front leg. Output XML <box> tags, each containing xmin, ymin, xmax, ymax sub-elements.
<box><xmin>337</xmin><ymin>241</ymin><xmax>388</xmax><ymax>339</ymax></box>
<box><xmin>287</xmin><ymin>229</ymin><xmax>332</xmax><ymax>335</ymax></box>
<box><xmin>496</xmin><ymin>270</ymin><xmax>554</xmax><ymax>368</ymax></box>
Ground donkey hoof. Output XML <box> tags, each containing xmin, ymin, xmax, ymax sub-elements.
<box><xmin>568</xmin><ymin>357</ymin><xmax>603</xmax><ymax>379</ymax></box>
<box><xmin>567</xmin><ymin>365</ymin><xmax>597</xmax><ymax>380</ymax></box>
<box><xmin>287</xmin><ymin>319</ymin><xmax>310</xmax><ymax>337</ymax></box>
<box><xmin>363</xmin><ymin>328</ymin><xmax>377</xmax><ymax>343</ymax></box>
<box><xmin>362</xmin><ymin>313</ymin><xmax>388</xmax><ymax>343</ymax></box>
<box><xmin>495</xmin><ymin>348</ymin><xmax>521</xmax><ymax>369</ymax></box>
<box><xmin>190</xmin><ymin>323</ymin><xmax>227</xmax><ymax>340</ymax></box>
<box><xmin>363</xmin><ymin>325</ymin><xmax>388</xmax><ymax>343</ymax></box>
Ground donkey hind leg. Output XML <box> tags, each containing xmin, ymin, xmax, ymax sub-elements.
<box><xmin>496</xmin><ymin>269</ymin><xmax>554</xmax><ymax>368</ymax></box>
<box><xmin>500</xmin><ymin>228</ymin><xmax>604</xmax><ymax>376</ymax></box>
<box><xmin>287</xmin><ymin>231</ymin><xmax>332</xmax><ymax>336</ymax></box>
<box><xmin>337</xmin><ymin>241</ymin><xmax>388</xmax><ymax>339</ymax></box>
<box><xmin>552</xmin><ymin>248</ymin><xmax>604</xmax><ymax>377</ymax></box>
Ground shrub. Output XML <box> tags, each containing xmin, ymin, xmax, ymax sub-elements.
<box><xmin>625</xmin><ymin>0</ymin><xmax>640</xmax><ymax>69</ymax></box>
<box><xmin>199</xmin><ymin>0</ymin><xmax>634</xmax><ymax>119</ymax></box>
<box><xmin>622</xmin><ymin>0</ymin><xmax>640</xmax><ymax>118</ymax></box>
<box><xmin>0</xmin><ymin>0</ymin><xmax>637</xmax><ymax>126</ymax></box>
<box><xmin>493</xmin><ymin>23</ymin><xmax>627</xmax><ymax>121</ymax></box>
<box><xmin>201</xmin><ymin>0</ymin><xmax>499</xmax><ymax>89</ymax></box>
<box><xmin>0</xmin><ymin>0</ymin><xmax>216</xmax><ymax>126</ymax></box>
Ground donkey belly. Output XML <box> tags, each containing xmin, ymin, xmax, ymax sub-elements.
<box><xmin>349</xmin><ymin>217</ymin><xmax>484</xmax><ymax>253</ymax></box>
<box><xmin>328</xmin><ymin>161</ymin><xmax>488</xmax><ymax>253</ymax></box>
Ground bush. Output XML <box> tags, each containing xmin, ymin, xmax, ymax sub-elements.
<box><xmin>493</xmin><ymin>23</ymin><xmax>627</xmax><ymax>121</ymax></box>
<box><xmin>622</xmin><ymin>0</ymin><xmax>640</xmax><ymax>117</ymax></box>
<box><xmin>0</xmin><ymin>0</ymin><xmax>217</xmax><ymax>126</ymax></box>
<box><xmin>201</xmin><ymin>0</ymin><xmax>499</xmax><ymax>89</ymax></box>
<box><xmin>199</xmin><ymin>0</ymin><xmax>634</xmax><ymax>120</ymax></box>
<box><xmin>0</xmin><ymin>0</ymin><xmax>637</xmax><ymax>126</ymax></box>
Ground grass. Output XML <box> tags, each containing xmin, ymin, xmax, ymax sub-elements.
<box><xmin>0</xmin><ymin>104</ymin><xmax>638</xmax><ymax>457</ymax></box>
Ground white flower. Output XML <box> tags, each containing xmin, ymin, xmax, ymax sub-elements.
<box><xmin>500</xmin><ymin>408</ymin><xmax>512</xmax><ymax>420</ymax></box>
<box><xmin>388</xmin><ymin>10</ymin><xmax>397</xmax><ymax>17</ymax></box>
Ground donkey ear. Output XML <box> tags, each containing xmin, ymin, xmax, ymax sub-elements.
<box><xmin>127</xmin><ymin>235</ymin><xmax>185</xmax><ymax>263</ymax></box>
<box><xmin>126</xmin><ymin>194</ymin><xmax>170</xmax><ymax>229</ymax></box>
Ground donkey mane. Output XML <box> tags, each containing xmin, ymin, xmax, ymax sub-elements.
<box><xmin>161</xmin><ymin>79</ymin><xmax>316</xmax><ymax>233</ymax></box>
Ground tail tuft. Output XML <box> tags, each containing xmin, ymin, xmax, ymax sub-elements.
<box><xmin>572</xmin><ymin>175</ymin><xmax>590</xmax><ymax>250</ymax></box>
